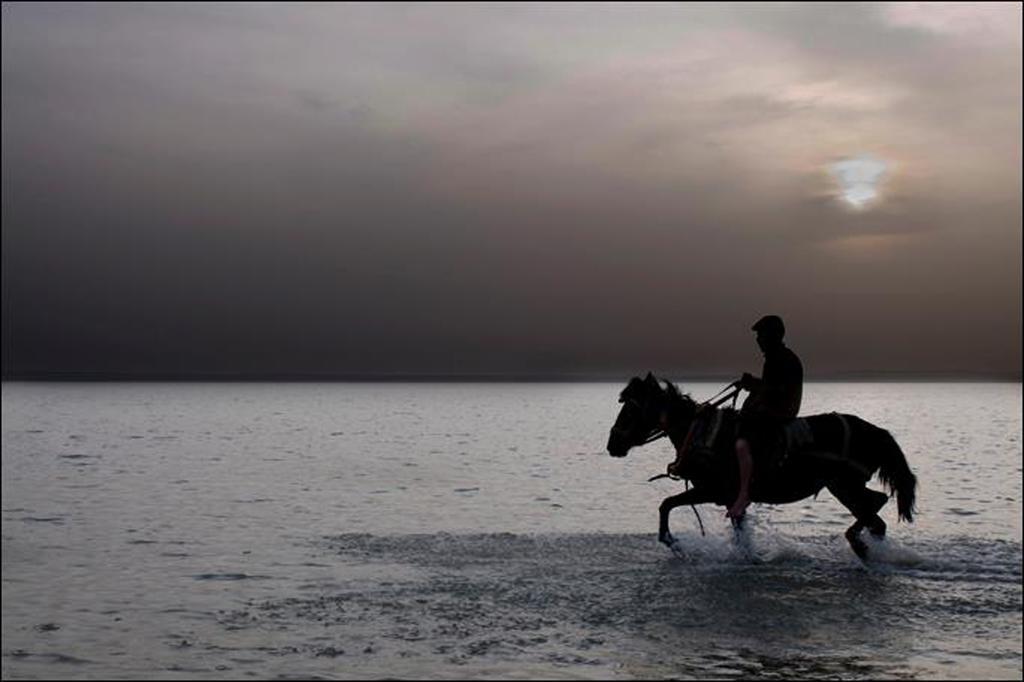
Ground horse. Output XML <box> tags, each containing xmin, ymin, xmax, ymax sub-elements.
<box><xmin>606</xmin><ymin>373</ymin><xmax>918</xmax><ymax>559</ymax></box>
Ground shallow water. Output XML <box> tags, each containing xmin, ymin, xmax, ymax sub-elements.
<box><xmin>2</xmin><ymin>382</ymin><xmax>1021</xmax><ymax>679</ymax></box>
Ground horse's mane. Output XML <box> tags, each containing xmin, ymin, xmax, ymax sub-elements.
<box><xmin>662</xmin><ymin>378</ymin><xmax>696</xmax><ymax>409</ymax></box>
<box><xmin>621</xmin><ymin>374</ymin><xmax>697</xmax><ymax>414</ymax></box>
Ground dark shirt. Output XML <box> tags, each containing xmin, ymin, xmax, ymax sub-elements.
<box><xmin>741</xmin><ymin>344</ymin><xmax>803</xmax><ymax>419</ymax></box>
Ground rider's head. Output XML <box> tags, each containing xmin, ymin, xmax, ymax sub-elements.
<box><xmin>752</xmin><ymin>315</ymin><xmax>785</xmax><ymax>352</ymax></box>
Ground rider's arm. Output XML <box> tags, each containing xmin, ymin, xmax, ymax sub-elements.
<box><xmin>739</xmin><ymin>372</ymin><xmax>762</xmax><ymax>391</ymax></box>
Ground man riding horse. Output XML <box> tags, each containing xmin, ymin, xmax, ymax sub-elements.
<box><xmin>728</xmin><ymin>314</ymin><xmax>803</xmax><ymax>521</ymax></box>
<box><xmin>606</xmin><ymin>315</ymin><xmax>917</xmax><ymax>559</ymax></box>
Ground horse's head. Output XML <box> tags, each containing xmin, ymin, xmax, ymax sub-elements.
<box><xmin>608</xmin><ymin>373</ymin><xmax>701</xmax><ymax>458</ymax></box>
<box><xmin>607</xmin><ymin>372</ymin><xmax>670</xmax><ymax>457</ymax></box>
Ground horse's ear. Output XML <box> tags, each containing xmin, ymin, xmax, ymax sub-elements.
<box><xmin>644</xmin><ymin>371</ymin><xmax>658</xmax><ymax>386</ymax></box>
<box><xmin>622</xmin><ymin>376</ymin><xmax>641</xmax><ymax>400</ymax></box>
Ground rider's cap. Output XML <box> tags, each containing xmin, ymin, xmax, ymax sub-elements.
<box><xmin>752</xmin><ymin>314</ymin><xmax>785</xmax><ymax>338</ymax></box>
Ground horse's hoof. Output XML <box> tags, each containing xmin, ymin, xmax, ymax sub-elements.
<box><xmin>658</xmin><ymin>533</ymin><xmax>675</xmax><ymax>547</ymax></box>
<box><xmin>846</xmin><ymin>528</ymin><xmax>870</xmax><ymax>561</ymax></box>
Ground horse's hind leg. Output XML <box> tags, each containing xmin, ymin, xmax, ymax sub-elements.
<box><xmin>843</xmin><ymin>521</ymin><xmax>868</xmax><ymax>559</ymax></box>
<box><xmin>861</xmin><ymin>489</ymin><xmax>889</xmax><ymax>538</ymax></box>
<box><xmin>829</xmin><ymin>483</ymin><xmax>889</xmax><ymax>559</ymax></box>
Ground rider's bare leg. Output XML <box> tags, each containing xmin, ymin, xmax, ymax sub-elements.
<box><xmin>727</xmin><ymin>438</ymin><xmax>753</xmax><ymax>520</ymax></box>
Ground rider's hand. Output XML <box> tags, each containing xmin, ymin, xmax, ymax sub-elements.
<box><xmin>738</xmin><ymin>372</ymin><xmax>755</xmax><ymax>390</ymax></box>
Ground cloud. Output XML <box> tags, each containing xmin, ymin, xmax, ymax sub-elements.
<box><xmin>2</xmin><ymin>2</ymin><xmax>1020</xmax><ymax>376</ymax></box>
<box><xmin>880</xmin><ymin>2</ymin><xmax>1022</xmax><ymax>46</ymax></box>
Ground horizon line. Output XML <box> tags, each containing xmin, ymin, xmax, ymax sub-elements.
<box><xmin>2</xmin><ymin>370</ymin><xmax>1021</xmax><ymax>383</ymax></box>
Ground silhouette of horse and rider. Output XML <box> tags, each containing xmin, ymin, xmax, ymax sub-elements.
<box><xmin>606</xmin><ymin>315</ymin><xmax>917</xmax><ymax>559</ymax></box>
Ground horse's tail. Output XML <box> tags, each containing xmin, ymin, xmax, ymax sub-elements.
<box><xmin>875</xmin><ymin>426</ymin><xmax>917</xmax><ymax>523</ymax></box>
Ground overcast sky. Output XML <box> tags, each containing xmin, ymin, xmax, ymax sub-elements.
<box><xmin>2</xmin><ymin>2</ymin><xmax>1021</xmax><ymax>378</ymax></box>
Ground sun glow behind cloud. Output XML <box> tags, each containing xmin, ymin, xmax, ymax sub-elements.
<box><xmin>829</xmin><ymin>155</ymin><xmax>889</xmax><ymax>210</ymax></box>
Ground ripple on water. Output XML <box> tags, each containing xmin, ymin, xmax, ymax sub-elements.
<box><xmin>191</xmin><ymin>573</ymin><xmax>272</xmax><ymax>581</ymax></box>
<box><xmin>18</xmin><ymin>516</ymin><xmax>65</xmax><ymax>525</ymax></box>
<box><xmin>202</xmin><ymin>532</ymin><xmax>1024</xmax><ymax>679</ymax></box>
<box><xmin>3</xmin><ymin>651</ymin><xmax>94</xmax><ymax>666</ymax></box>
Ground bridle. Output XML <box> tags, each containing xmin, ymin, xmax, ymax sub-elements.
<box><xmin>616</xmin><ymin>380</ymin><xmax>742</xmax><ymax>449</ymax></box>
<box><xmin>611</xmin><ymin>395</ymin><xmax>668</xmax><ymax>448</ymax></box>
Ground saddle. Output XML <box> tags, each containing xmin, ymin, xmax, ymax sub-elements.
<box><xmin>756</xmin><ymin>413</ymin><xmax>857</xmax><ymax>471</ymax></box>
<box><xmin>670</xmin><ymin>410</ymin><xmax>832</xmax><ymax>476</ymax></box>
<box><xmin>666</xmin><ymin>408</ymin><xmax>734</xmax><ymax>477</ymax></box>
<box><xmin>781</xmin><ymin>417</ymin><xmax>815</xmax><ymax>463</ymax></box>
<box><xmin>666</xmin><ymin>408</ymin><xmax>868</xmax><ymax>484</ymax></box>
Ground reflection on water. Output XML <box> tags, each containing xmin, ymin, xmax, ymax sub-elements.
<box><xmin>2</xmin><ymin>382</ymin><xmax>1021</xmax><ymax>679</ymax></box>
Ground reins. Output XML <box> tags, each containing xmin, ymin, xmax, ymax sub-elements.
<box><xmin>705</xmin><ymin>380</ymin><xmax>742</xmax><ymax>409</ymax></box>
<box><xmin>639</xmin><ymin>428</ymin><xmax>668</xmax><ymax>445</ymax></box>
<box><xmin>645</xmin><ymin>380</ymin><xmax>743</xmax><ymax>537</ymax></box>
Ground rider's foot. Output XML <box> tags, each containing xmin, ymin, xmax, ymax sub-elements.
<box><xmin>726</xmin><ymin>497</ymin><xmax>750</xmax><ymax>520</ymax></box>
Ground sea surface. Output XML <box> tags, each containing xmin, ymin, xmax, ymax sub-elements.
<box><xmin>2</xmin><ymin>382</ymin><xmax>1021</xmax><ymax>679</ymax></box>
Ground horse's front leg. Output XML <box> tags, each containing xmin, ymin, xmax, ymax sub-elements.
<box><xmin>658</xmin><ymin>488</ymin><xmax>714</xmax><ymax>547</ymax></box>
